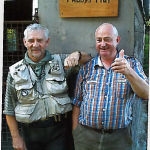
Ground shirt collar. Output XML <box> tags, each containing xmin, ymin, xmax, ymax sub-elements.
<box><xmin>98</xmin><ymin>56</ymin><xmax>103</xmax><ymax>67</ymax></box>
<box><xmin>94</xmin><ymin>54</ymin><xmax>103</xmax><ymax>68</ymax></box>
<box><xmin>94</xmin><ymin>51</ymin><xmax>119</xmax><ymax>68</ymax></box>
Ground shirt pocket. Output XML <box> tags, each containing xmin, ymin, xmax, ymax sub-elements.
<box><xmin>84</xmin><ymin>80</ymin><xmax>97</xmax><ymax>98</ymax></box>
<box><xmin>116</xmin><ymin>79</ymin><xmax>128</xmax><ymax>98</ymax></box>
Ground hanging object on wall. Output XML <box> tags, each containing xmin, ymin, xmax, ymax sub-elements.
<box><xmin>59</xmin><ymin>0</ymin><xmax>119</xmax><ymax>18</ymax></box>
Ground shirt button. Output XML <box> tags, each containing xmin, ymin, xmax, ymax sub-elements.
<box><xmin>102</xmin><ymin>122</ymin><xmax>104</xmax><ymax>125</ymax></box>
<box><xmin>104</xmin><ymin>96</ymin><xmax>107</xmax><ymax>98</ymax></box>
<box><xmin>106</xmin><ymin>83</ymin><xmax>109</xmax><ymax>85</ymax></box>
<box><xmin>103</xmin><ymin>109</ymin><xmax>105</xmax><ymax>111</ymax></box>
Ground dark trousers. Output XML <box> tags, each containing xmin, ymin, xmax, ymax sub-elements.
<box><xmin>20</xmin><ymin>112</ymin><xmax>74</xmax><ymax>150</ymax></box>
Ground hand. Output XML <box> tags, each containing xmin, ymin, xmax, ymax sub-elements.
<box><xmin>12</xmin><ymin>135</ymin><xmax>27</xmax><ymax>150</ymax></box>
<box><xmin>72</xmin><ymin>123</ymin><xmax>78</xmax><ymax>131</ymax></box>
<box><xmin>111</xmin><ymin>49</ymin><xmax>131</xmax><ymax>75</ymax></box>
<box><xmin>64</xmin><ymin>51</ymin><xmax>80</xmax><ymax>69</ymax></box>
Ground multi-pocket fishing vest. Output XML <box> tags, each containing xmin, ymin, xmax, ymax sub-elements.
<box><xmin>9</xmin><ymin>54</ymin><xmax>72</xmax><ymax>123</ymax></box>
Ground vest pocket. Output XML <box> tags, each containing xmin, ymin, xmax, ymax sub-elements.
<box><xmin>47</xmin><ymin>94</ymin><xmax>71</xmax><ymax>114</ymax></box>
<box><xmin>53</xmin><ymin>94</ymin><xmax>71</xmax><ymax>105</ymax></box>
<box><xmin>45</xmin><ymin>79</ymin><xmax>68</xmax><ymax>94</ymax></box>
<box><xmin>15</xmin><ymin>102</ymin><xmax>38</xmax><ymax>123</ymax></box>
<box><xmin>15</xmin><ymin>83</ymin><xmax>37</xmax><ymax>102</ymax></box>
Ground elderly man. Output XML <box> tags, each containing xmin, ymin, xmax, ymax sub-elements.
<box><xmin>72</xmin><ymin>23</ymin><xmax>148</xmax><ymax>150</ymax></box>
<box><xmin>3</xmin><ymin>23</ymin><xmax>91</xmax><ymax>150</ymax></box>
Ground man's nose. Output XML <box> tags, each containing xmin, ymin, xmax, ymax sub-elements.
<box><xmin>33</xmin><ymin>41</ymin><xmax>39</xmax><ymax>47</ymax></box>
<box><xmin>101</xmin><ymin>39</ymin><xmax>106</xmax><ymax>46</ymax></box>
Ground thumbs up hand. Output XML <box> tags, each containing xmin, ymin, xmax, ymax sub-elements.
<box><xmin>119</xmin><ymin>49</ymin><xmax>124</xmax><ymax>58</ymax></box>
<box><xmin>111</xmin><ymin>49</ymin><xmax>130</xmax><ymax>75</ymax></box>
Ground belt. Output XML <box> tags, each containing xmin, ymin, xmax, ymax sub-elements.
<box><xmin>83</xmin><ymin>124</ymin><xmax>127</xmax><ymax>134</ymax></box>
<box><xmin>93</xmin><ymin>128</ymin><xmax>118</xmax><ymax>134</ymax></box>
<box><xmin>40</xmin><ymin>113</ymin><xmax>68</xmax><ymax>122</ymax></box>
<box><xmin>20</xmin><ymin>113</ymin><xmax>67</xmax><ymax>128</ymax></box>
<box><xmin>100</xmin><ymin>129</ymin><xmax>117</xmax><ymax>134</ymax></box>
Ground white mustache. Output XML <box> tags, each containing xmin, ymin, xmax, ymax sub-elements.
<box><xmin>31</xmin><ymin>48</ymin><xmax>41</xmax><ymax>51</ymax></box>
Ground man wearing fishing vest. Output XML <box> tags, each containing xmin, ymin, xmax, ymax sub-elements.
<box><xmin>3</xmin><ymin>23</ymin><xmax>91</xmax><ymax>150</ymax></box>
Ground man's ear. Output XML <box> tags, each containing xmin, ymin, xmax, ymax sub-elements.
<box><xmin>46</xmin><ymin>38</ymin><xmax>50</xmax><ymax>47</ymax></box>
<box><xmin>116</xmin><ymin>36</ymin><xmax>121</xmax><ymax>43</ymax></box>
<box><xmin>23</xmin><ymin>38</ymin><xmax>27</xmax><ymax>47</ymax></box>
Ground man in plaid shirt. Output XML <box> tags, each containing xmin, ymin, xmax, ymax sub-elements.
<box><xmin>72</xmin><ymin>23</ymin><xmax>148</xmax><ymax>150</ymax></box>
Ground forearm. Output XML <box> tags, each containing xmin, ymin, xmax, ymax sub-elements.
<box><xmin>6</xmin><ymin>115</ymin><xmax>20</xmax><ymax>138</ymax></box>
<box><xmin>79</xmin><ymin>52</ymin><xmax>92</xmax><ymax>65</ymax></box>
<box><xmin>125</xmin><ymin>68</ymin><xmax>149</xmax><ymax>99</ymax></box>
<box><xmin>72</xmin><ymin>105</ymin><xmax>80</xmax><ymax>130</ymax></box>
<box><xmin>6</xmin><ymin>115</ymin><xmax>27</xmax><ymax>149</ymax></box>
<box><xmin>111</xmin><ymin>52</ymin><xmax>149</xmax><ymax>99</ymax></box>
<box><xmin>64</xmin><ymin>51</ymin><xmax>92</xmax><ymax>69</ymax></box>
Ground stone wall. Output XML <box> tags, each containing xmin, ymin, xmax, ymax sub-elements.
<box><xmin>134</xmin><ymin>0</ymin><xmax>145</xmax><ymax>64</ymax></box>
<box><xmin>131</xmin><ymin>98</ymin><xmax>148</xmax><ymax>150</ymax></box>
<box><xmin>132</xmin><ymin>1</ymin><xmax>148</xmax><ymax>150</ymax></box>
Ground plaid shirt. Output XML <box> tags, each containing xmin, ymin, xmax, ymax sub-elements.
<box><xmin>73</xmin><ymin>53</ymin><xmax>148</xmax><ymax>129</ymax></box>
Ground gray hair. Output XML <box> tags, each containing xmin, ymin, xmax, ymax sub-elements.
<box><xmin>95</xmin><ymin>23</ymin><xmax>119</xmax><ymax>37</ymax></box>
<box><xmin>24</xmin><ymin>23</ymin><xmax>49</xmax><ymax>40</ymax></box>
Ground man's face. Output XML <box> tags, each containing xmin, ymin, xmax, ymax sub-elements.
<box><xmin>95</xmin><ymin>25</ymin><xmax>120</xmax><ymax>60</ymax></box>
<box><xmin>23</xmin><ymin>30</ymin><xmax>50</xmax><ymax>62</ymax></box>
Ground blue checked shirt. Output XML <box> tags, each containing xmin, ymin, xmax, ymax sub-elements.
<box><xmin>73</xmin><ymin>53</ymin><xmax>148</xmax><ymax>129</ymax></box>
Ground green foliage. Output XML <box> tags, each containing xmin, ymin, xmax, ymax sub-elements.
<box><xmin>146</xmin><ymin>21</ymin><xmax>150</xmax><ymax>27</ymax></box>
<box><xmin>143</xmin><ymin>31</ymin><xmax>149</xmax><ymax>77</ymax></box>
<box><xmin>7</xmin><ymin>29</ymin><xmax>17</xmax><ymax>52</ymax></box>
<box><xmin>7</xmin><ymin>29</ymin><xmax>16</xmax><ymax>39</ymax></box>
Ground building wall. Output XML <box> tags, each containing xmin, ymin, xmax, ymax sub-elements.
<box><xmin>38</xmin><ymin>0</ymin><xmax>134</xmax><ymax>56</ymax></box>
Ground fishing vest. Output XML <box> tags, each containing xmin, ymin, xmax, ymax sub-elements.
<box><xmin>9</xmin><ymin>54</ymin><xmax>72</xmax><ymax>123</ymax></box>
